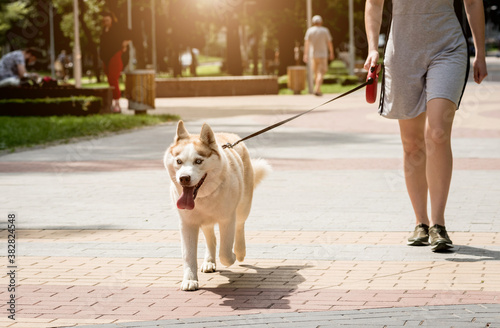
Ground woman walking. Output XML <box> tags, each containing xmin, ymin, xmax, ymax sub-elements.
<box><xmin>100</xmin><ymin>11</ymin><xmax>131</xmax><ymax>113</ymax></box>
<box><xmin>364</xmin><ymin>0</ymin><xmax>488</xmax><ymax>252</ymax></box>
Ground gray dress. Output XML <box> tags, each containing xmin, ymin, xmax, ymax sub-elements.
<box><xmin>380</xmin><ymin>0</ymin><xmax>468</xmax><ymax>119</ymax></box>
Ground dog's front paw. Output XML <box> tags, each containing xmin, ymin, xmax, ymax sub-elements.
<box><xmin>181</xmin><ymin>279</ymin><xmax>199</xmax><ymax>291</ymax></box>
<box><xmin>201</xmin><ymin>261</ymin><xmax>216</xmax><ymax>273</ymax></box>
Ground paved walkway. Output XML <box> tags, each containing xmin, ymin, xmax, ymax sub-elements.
<box><xmin>1</xmin><ymin>77</ymin><xmax>500</xmax><ymax>327</ymax></box>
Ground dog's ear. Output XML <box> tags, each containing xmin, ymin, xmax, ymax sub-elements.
<box><xmin>175</xmin><ymin>120</ymin><xmax>190</xmax><ymax>142</ymax></box>
<box><xmin>200</xmin><ymin>123</ymin><xmax>217</xmax><ymax>148</ymax></box>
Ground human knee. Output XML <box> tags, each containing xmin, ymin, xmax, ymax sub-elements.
<box><xmin>425</xmin><ymin>126</ymin><xmax>450</xmax><ymax>146</ymax></box>
<box><xmin>401</xmin><ymin>137</ymin><xmax>425</xmax><ymax>158</ymax></box>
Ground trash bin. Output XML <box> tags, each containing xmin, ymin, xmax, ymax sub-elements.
<box><xmin>125</xmin><ymin>70</ymin><xmax>155</xmax><ymax>114</ymax></box>
<box><xmin>287</xmin><ymin>66</ymin><xmax>306</xmax><ymax>95</ymax></box>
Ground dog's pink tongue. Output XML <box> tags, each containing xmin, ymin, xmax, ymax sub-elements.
<box><xmin>177</xmin><ymin>187</ymin><xmax>195</xmax><ymax>210</ymax></box>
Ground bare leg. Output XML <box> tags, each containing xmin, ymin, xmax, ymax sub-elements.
<box><xmin>425</xmin><ymin>98</ymin><xmax>456</xmax><ymax>227</ymax></box>
<box><xmin>314</xmin><ymin>72</ymin><xmax>324</xmax><ymax>94</ymax></box>
<box><xmin>398</xmin><ymin>112</ymin><xmax>429</xmax><ymax>225</ymax></box>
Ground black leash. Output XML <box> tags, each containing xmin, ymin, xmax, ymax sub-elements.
<box><xmin>222</xmin><ymin>77</ymin><xmax>374</xmax><ymax>149</ymax></box>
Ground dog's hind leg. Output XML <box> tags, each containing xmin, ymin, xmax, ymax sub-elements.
<box><xmin>234</xmin><ymin>221</ymin><xmax>246</xmax><ymax>262</ymax></box>
<box><xmin>201</xmin><ymin>225</ymin><xmax>217</xmax><ymax>273</ymax></box>
<box><xmin>234</xmin><ymin>196</ymin><xmax>251</xmax><ymax>262</ymax></box>
<box><xmin>180</xmin><ymin>222</ymin><xmax>200</xmax><ymax>291</ymax></box>
<box><xmin>219</xmin><ymin>218</ymin><xmax>236</xmax><ymax>267</ymax></box>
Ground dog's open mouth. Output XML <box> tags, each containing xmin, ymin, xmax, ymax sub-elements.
<box><xmin>177</xmin><ymin>174</ymin><xmax>207</xmax><ymax>210</ymax></box>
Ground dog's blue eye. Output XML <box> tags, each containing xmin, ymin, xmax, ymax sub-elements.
<box><xmin>195</xmin><ymin>159</ymin><xmax>203</xmax><ymax>165</ymax></box>
<box><xmin>176</xmin><ymin>159</ymin><xmax>182</xmax><ymax>165</ymax></box>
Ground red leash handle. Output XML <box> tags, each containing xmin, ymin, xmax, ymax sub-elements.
<box><xmin>365</xmin><ymin>65</ymin><xmax>379</xmax><ymax>104</ymax></box>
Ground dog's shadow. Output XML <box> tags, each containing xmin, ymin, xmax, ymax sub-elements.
<box><xmin>445</xmin><ymin>245</ymin><xmax>500</xmax><ymax>262</ymax></box>
<box><xmin>202</xmin><ymin>264</ymin><xmax>311</xmax><ymax>311</ymax></box>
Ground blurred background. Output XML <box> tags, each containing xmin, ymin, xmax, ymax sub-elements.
<box><xmin>1</xmin><ymin>0</ymin><xmax>499</xmax><ymax>82</ymax></box>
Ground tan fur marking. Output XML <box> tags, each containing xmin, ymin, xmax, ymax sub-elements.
<box><xmin>194</xmin><ymin>140</ymin><xmax>219</xmax><ymax>158</ymax></box>
<box><xmin>170</xmin><ymin>137</ymin><xmax>219</xmax><ymax>159</ymax></box>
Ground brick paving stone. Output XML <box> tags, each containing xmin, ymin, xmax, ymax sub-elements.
<box><xmin>1</xmin><ymin>81</ymin><xmax>499</xmax><ymax>327</ymax></box>
<box><xmin>69</xmin><ymin>304</ymin><xmax>500</xmax><ymax>327</ymax></box>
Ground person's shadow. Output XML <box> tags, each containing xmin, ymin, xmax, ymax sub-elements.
<box><xmin>445</xmin><ymin>245</ymin><xmax>500</xmax><ymax>262</ymax></box>
<box><xmin>202</xmin><ymin>264</ymin><xmax>311</xmax><ymax>311</ymax></box>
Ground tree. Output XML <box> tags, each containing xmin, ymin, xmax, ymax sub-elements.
<box><xmin>1</xmin><ymin>0</ymin><xmax>375</xmax><ymax>79</ymax></box>
<box><xmin>55</xmin><ymin>0</ymin><xmax>105</xmax><ymax>79</ymax></box>
<box><xmin>0</xmin><ymin>1</ymin><xmax>30</xmax><ymax>49</ymax></box>
<box><xmin>226</xmin><ymin>13</ymin><xmax>243</xmax><ymax>75</ymax></box>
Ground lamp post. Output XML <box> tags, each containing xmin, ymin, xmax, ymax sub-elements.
<box><xmin>151</xmin><ymin>0</ymin><xmax>157</xmax><ymax>72</ymax></box>
<box><xmin>306</xmin><ymin>0</ymin><xmax>313</xmax><ymax>94</ymax></box>
<box><xmin>73</xmin><ymin>0</ymin><xmax>82</xmax><ymax>87</ymax></box>
<box><xmin>127</xmin><ymin>0</ymin><xmax>135</xmax><ymax>71</ymax></box>
<box><xmin>348</xmin><ymin>0</ymin><xmax>355</xmax><ymax>76</ymax></box>
<box><xmin>49</xmin><ymin>2</ymin><xmax>55</xmax><ymax>78</ymax></box>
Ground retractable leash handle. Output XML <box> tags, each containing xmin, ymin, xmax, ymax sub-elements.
<box><xmin>365</xmin><ymin>65</ymin><xmax>379</xmax><ymax>104</ymax></box>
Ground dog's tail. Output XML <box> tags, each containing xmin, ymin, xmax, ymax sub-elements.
<box><xmin>251</xmin><ymin>159</ymin><xmax>272</xmax><ymax>188</ymax></box>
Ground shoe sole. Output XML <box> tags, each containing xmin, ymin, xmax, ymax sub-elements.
<box><xmin>431</xmin><ymin>242</ymin><xmax>453</xmax><ymax>252</ymax></box>
<box><xmin>407</xmin><ymin>239</ymin><xmax>429</xmax><ymax>246</ymax></box>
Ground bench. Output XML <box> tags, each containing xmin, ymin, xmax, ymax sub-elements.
<box><xmin>155</xmin><ymin>75</ymin><xmax>279</xmax><ymax>97</ymax></box>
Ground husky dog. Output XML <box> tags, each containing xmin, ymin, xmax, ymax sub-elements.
<box><xmin>164</xmin><ymin>120</ymin><xmax>271</xmax><ymax>291</ymax></box>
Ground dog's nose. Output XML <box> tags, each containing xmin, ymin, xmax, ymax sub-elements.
<box><xmin>179</xmin><ymin>175</ymin><xmax>191</xmax><ymax>185</ymax></box>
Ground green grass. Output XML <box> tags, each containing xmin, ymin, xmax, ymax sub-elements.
<box><xmin>77</xmin><ymin>59</ymin><xmax>362</xmax><ymax>95</ymax></box>
<box><xmin>197</xmin><ymin>55</ymin><xmax>223</xmax><ymax>64</ymax></box>
<box><xmin>0</xmin><ymin>96</ymin><xmax>101</xmax><ymax>104</ymax></box>
<box><xmin>279</xmin><ymin>83</ymin><xmax>357</xmax><ymax>95</ymax></box>
<box><xmin>82</xmin><ymin>82</ymin><xmax>125</xmax><ymax>89</ymax></box>
<box><xmin>0</xmin><ymin>114</ymin><xmax>178</xmax><ymax>152</ymax></box>
<box><xmin>279</xmin><ymin>60</ymin><xmax>364</xmax><ymax>95</ymax></box>
<box><xmin>196</xmin><ymin>65</ymin><xmax>225</xmax><ymax>76</ymax></box>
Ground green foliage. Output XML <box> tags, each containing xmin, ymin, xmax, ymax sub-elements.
<box><xmin>278</xmin><ymin>83</ymin><xmax>357</xmax><ymax>95</ymax></box>
<box><xmin>54</xmin><ymin>0</ymin><xmax>105</xmax><ymax>48</ymax></box>
<box><xmin>0</xmin><ymin>1</ymin><xmax>29</xmax><ymax>47</ymax></box>
<box><xmin>0</xmin><ymin>114</ymin><xmax>178</xmax><ymax>151</ymax></box>
<box><xmin>278</xmin><ymin>59</ymin><xmax>364</xmax><ymax>94</ymax></box>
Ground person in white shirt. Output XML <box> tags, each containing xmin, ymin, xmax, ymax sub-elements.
<box><xmin>303</xmin><ymin>15</ymin><xmax>334</xmax><ymax>96</ymax></box>
<box><xmin>0</xmin><ymin>48</ymin><xmax>41</xmax><ymax>87</ymax></box>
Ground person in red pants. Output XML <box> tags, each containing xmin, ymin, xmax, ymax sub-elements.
<box><xmin>99</xmin><ymin>11</ymin><xmax>131</xmax><ymax>113</ymax></box>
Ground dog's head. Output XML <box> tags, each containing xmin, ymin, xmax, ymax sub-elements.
<box><xmin>164</xmin><ymin>120</ymin><xmax>221</xmax><ymax>210</ymax></box>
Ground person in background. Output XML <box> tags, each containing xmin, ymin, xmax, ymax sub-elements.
<box><xmin>0</xmin><ymin>48</ymin><xmax>42</xmax><ymax>87</ymax></box>
<box><xmin>55</xmin><ymin>50</ymin><xmax>71</xmax><ymax>81</ymax></box>
<box><xmin>303</xmin><ymin>15</ymin><xmax>334</xmax><ymax>96</ymax></box>
<box><xmin>99</xmin><ymin>11</ymin><xmax>131</xmax><ymax>113</ymax></box>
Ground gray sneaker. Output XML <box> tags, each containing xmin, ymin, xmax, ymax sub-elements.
<box><xmin>407</xmin><ymin>223</ymin><xmax>429</xmax><ymax>246</ymax></box>
<box><xmin>429</xmin><ymin>224</ymin><xmax>453</xmax><ymax>252</ymax></box>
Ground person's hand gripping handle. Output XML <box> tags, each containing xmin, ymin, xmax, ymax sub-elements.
<box><xmin>366</xmin><ymin>65</ymin><xmax>379</xmax><ymax>104</ymax></box>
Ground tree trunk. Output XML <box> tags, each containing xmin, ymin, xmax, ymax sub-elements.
<box><xmin>78</xmin><ymin>0</ymin><xmax>101</xmax><ymax>82</ymax></box>
<box><xmin>251</xmin><ymin>31</ymin><xmax>260</xmax><ymax>75</ymax></box>
<box><xmin>277</xmin><ymin>23</ymin><xmax>296</xmax><ymax>76</ymax></box>
<box><xmin>226</xmin><ymin>16</ymin><xmax>243</xmax><ymax>76</ymax></box>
